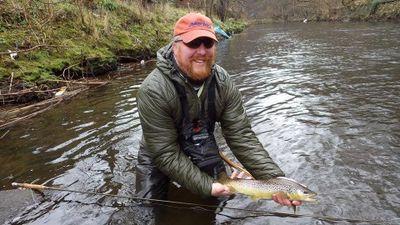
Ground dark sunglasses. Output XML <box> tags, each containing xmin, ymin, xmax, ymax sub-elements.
<box><xmin>182</xmin><ymin>37</ymin><xmax>215</xmax><ymax>49</ymax></box>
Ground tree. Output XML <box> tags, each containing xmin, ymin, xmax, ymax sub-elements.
<box><xmin>216</xmin><ymin>0</ymin><xmax>228</xmax><ymax>21</ymax></box>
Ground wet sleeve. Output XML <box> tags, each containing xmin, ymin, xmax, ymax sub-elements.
<box><xmin>137</xmin><ymin>86</ymin><xmax>214</xmax><ymax>196</ymax></box>
<box><xmin>219</xmin><ymin>75</ymin><xmax>285</xmax><ymax>180</ymax></box>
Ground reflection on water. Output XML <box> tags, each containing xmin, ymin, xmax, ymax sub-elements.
<box><xmin>1</xmin><ymin>22</ymin><xmax>400</xmax><ymax>225</ymax></box>
<box><xmin>216</xmin><ymin>22</ymin><xmax>400</xmax><ymax>225</ymax></box>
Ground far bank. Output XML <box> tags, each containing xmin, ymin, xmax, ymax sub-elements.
<box><xmin>0</xmin><ymin>1</ymin><xmax>246</xmax><ymax>107</ymax></box>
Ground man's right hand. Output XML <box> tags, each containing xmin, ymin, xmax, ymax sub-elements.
<box><xmin>211</xmin><ymin>183</ymin><xmax>231</xmax><ymax>197</ymax></box>
<box><xmin>212</xmin><ymin>169</ymin><xmax>253</xmax><ymax>197</ymax></box>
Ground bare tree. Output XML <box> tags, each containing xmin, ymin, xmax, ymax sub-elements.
<box><xmin>216</xmin><ymin>0</ymin><xmax>228</xmax><ymax>21</ymax></box>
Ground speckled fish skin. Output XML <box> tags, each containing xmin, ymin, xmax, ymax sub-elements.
<box><xmin>221</xmin><ymin>177</ymin><xmax>317</xmax><ymax>202</ymax></box>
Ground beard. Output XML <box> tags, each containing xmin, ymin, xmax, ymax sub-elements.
<box><xmin>184</xmin><ymin>57</ymin><xmax>214</xmax><ymax>81</ymax></box>
<box><xmin>174</xmin><ymin>46</ymin><xmax>216</xmax><ymax>81</ymax></box>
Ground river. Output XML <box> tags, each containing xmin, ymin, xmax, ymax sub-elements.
<box><xmin>1</xmin><ymin>22</ymin><xmax>399</xmax><ymax>225</ymax></box>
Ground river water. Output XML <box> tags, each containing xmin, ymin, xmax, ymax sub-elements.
<box><xmin>1</xmin><ymin>22</ymin><xmax>399</xmax><ymax>225</ymax></box>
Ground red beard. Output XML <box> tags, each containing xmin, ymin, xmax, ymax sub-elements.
<box><xmin>184</xmin><ymin>57</ymin><xmax>214</xmax><ymax>81</ymax></box>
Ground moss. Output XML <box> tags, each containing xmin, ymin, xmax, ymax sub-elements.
<box><xmin>0</xmin><ymin>68</ymin><xmax>7</xmax><ymax>80</ymax></box>
<box><xmin>0</xmin><ymin>1</ymin><xmax>244</xmax><ymax>94</ymax></box>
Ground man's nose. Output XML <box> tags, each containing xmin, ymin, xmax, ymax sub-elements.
<box><xmin>197</xmin><ymin>44</ymin><xmax>207</xmax><ymax>55</ymax></box>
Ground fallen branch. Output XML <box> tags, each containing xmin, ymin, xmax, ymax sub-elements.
<box><xmin>0</xmin><ymin>88</ymin><xmax>60</xmax><ymax>96</ymax></box>
<box><xmin>1</xmin><ymin>94</ymin><xmax>65</xmax><ymax>118</ymax></box>
<box><xmin>0</xmin><ymin>88</ymin><xmax>88</xmax><ymax>129</ymax></box>
<box><xmin>62</xmin><ymin>62</ymin><xmax>81</xmax><ymax>79</ymax></box>
<box><xmin>9</xmin><ymin>72</ymin><xmax>14</xmax><ymax>93</ymax></box>
<box><xmin>0</xmin><ymin>99</ymin><xmax>63</xmax><ymax>129</ymax></box>
<box><xmin>47</xmin><ymin>79</ymin><xmax>108</xmax><ymax>85</ymax></box>
<box><xmin>0</xmin><ymin>130</ymin><xmax>9</xmax><ymax>139</ymax></box>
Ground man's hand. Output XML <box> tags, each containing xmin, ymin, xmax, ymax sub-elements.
<box><xmin>272</xmin><ymin>192</ymin><xmax>302</xmax><ymax>206</ymax></box>
<box><xmin>211</xmin><ymin>183</ymin><xmax>231</xmax><ymax>197</ymax></box>
<box><xmin>212</xmin><ymin>169</ymin><xmax>253</xmax><ymax>197</ymax></box>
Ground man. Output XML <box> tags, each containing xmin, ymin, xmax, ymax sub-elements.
<box><xmin>136</xmin><ymin>12</ymin><xmax>301</xmax><ymax>207</ymax></box>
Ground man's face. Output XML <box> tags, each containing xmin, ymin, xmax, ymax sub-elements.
<box><xmin>173</xmin><ymin>37</ymin><xmax>216</xmax><ymax>81</ymax></box>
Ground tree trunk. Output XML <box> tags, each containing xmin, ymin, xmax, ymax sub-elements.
<box><xmin>217</xmin><ymin>0</ymin><xmax>228</xmax><ymax>21</ymax></box>
<box><xmin>205</xmin><ymin>0</ymin><xmax>214</xmax><ymax>18</ymax></box>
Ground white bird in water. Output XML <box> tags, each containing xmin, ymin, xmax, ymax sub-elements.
<box><xmin>303</xmin><ymin>18</ymin><xmax>308</xmax><ymax>23</ymax></box>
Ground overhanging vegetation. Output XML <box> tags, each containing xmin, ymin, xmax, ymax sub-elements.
<box><xmin>0</xmin><ymin>0</ymin><xmax>247</xmax><ymax>105</ymax></box>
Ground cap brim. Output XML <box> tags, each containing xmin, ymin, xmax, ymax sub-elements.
<box><xmin>180</xmin><ymin>30</ymin><xmax>218</xmax><ymax>43</ymax></box>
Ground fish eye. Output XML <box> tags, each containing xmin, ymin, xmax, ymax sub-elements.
<box><xmin>303</xmin><ymin>190</ymin><xmax>309</xmax><ymax>194</ymax></box>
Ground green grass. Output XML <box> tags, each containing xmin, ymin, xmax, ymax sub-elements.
<box><xmin>0</xmin><ymin>1</ymin><xmax>167</xmax><ymax>84</ymax></box>
<box><xmin>0</xmin><ymin>1</ymin><xmax>245</xmax><ymax>91</ymax></box>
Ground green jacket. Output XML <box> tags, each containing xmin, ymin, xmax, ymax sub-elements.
<box><xmin>137</xmin><ymin>42</ymin><xmax>285</xmax><ymax>197</ymax></box>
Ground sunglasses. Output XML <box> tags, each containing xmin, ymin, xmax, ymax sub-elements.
<box><xmin>177</xmin><ymin>37</ymin><xmax>215</xmax><ymax>49</ymax></box>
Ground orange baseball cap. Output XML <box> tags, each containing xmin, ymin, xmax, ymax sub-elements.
<box><xmin>173</xmin><ymin>12</ymin><xmax>218</xmax><ymax>43</ymax></box>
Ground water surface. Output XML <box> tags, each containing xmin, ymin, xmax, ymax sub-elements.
<box><xmin>1</xmin><ymin>22</ymin><xmax>399</xmax><ymax>225</ymax></box>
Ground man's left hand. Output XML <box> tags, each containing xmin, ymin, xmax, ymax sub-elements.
<box><xmin>272</xmin><ymin>192</ymin><xmax>302</xmax><ymax>206</ymax></box>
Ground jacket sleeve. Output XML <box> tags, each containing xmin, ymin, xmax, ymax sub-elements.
<box><xmin>137</xmin><ymin>85</ymin><xmax>214</xmax><ymax>196</ymax></box>
<box><xmin>219</xmin><ymin>73</ymin><xmax>285</xmax><ymax>180</ymax></box>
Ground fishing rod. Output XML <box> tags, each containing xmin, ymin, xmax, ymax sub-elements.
<box><xmin>12</xmin><ymin>182</ymin><xmax>387</xmax><ymax>224</ymax></box>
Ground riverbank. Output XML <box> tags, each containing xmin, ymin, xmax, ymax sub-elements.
<box><xmin>0</xmin><ymin>1</ymin><xmax>246</xmax><ymax>129</ymax></box>
<box><xmin>342</xmin><ymin>0</ymin><xmax>400</xmax><ymax>21</ymax></box>
<box><xmin>0</xmin><ymin>1</ymin><xmax>246</xmax><ymax>107</ymax></box>
<box><xmin>244</xmin><ymin>0</ymin><xmax>400</xmax><ymax>23</ymax></box>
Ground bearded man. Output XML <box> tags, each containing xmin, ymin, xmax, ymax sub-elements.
<box><xmin>136</xmin><ymin>12</ymin><xmax>301</xmax><ymax>207</ymax></box>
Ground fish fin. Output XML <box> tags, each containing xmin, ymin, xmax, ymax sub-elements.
<box><xmin>250</xmin><ymin>195</ymin><xmax>259</xmax><ymax>201</ymax></box>
<box><xmin>276</xmin><ymin>177</ymin><xmax>309</xmax><ymax>189</ymax></box>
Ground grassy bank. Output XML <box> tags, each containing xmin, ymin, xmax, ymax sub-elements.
<box><xmin>244</xmin><ymin>0</ymin><xmax>400</xmax><ymax>23</ymax></box>
<box><xmin>343</xmin><ymin>0</ymin><xmax>400</xmax><ymax>20</ymax></box>
<box><xmin>0</xmin><ymin>0</ymin><xmax>246</xmax><ymax>105</ymax></box>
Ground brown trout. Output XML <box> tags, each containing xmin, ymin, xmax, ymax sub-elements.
<box><xmin>220</xmin><ymin>175</ymin><xmax>317</xmax><ymax>202</ymax></box>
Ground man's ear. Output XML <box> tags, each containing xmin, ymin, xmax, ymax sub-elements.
<box><xmin>172</xmin><ymin>42</ymin><xmax>180</xmax><ymax>58</ymax></box>
<box><xmin>172</xmin><ymin>42</ymin><xmax>178</xmax><ymax>52</ymax></box>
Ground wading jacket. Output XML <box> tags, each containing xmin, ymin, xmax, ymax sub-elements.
<box><xmin>137</xmin><ymin>42</ymin><xmax>285</xmax><ymax>197</ymax></box>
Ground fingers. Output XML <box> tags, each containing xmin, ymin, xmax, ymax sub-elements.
<box><xmin>272</xmin><ymin>192</ymin><xmax>302</xmax><ymax>206</ymax></box>
<box><xmin>211</xmin><ymin>183</ymin><xmax>231</xmax><ymax>197</ymax></box>
<box><xmin>272</xmin><ymin>192</ymin><xmax>292</xmax><ymax>206</ymax></box>
<box><xmin>230</xmin><ymin>169</ymin><xmax>239</xmax><ymax>179</ymax></box>
<box><xmin>230</xmin><ymin>169</ymin><xmax>253</xmax><ymax>180</ymax></box>
<box><xmin>291</xmin><ymin>200</ymin><xmax>302</xmax><ymax>206</ymax></box>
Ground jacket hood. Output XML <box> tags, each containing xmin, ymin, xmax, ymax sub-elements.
<box><xmin>156</xmin><ymin>42</ymin><xmax>176</xmax><ymax>80</ymax></box>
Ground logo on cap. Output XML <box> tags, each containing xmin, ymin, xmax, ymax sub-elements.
<box><xmin>188</xmin><ymin>21</ymin><xmax>212</xmax><ymax>29</ymax></box>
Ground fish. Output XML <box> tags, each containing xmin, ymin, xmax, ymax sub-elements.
<box><xmin>219</xmin><ymin>174</ymin><xmax>317</xmax><ymax>202</ymax></box>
